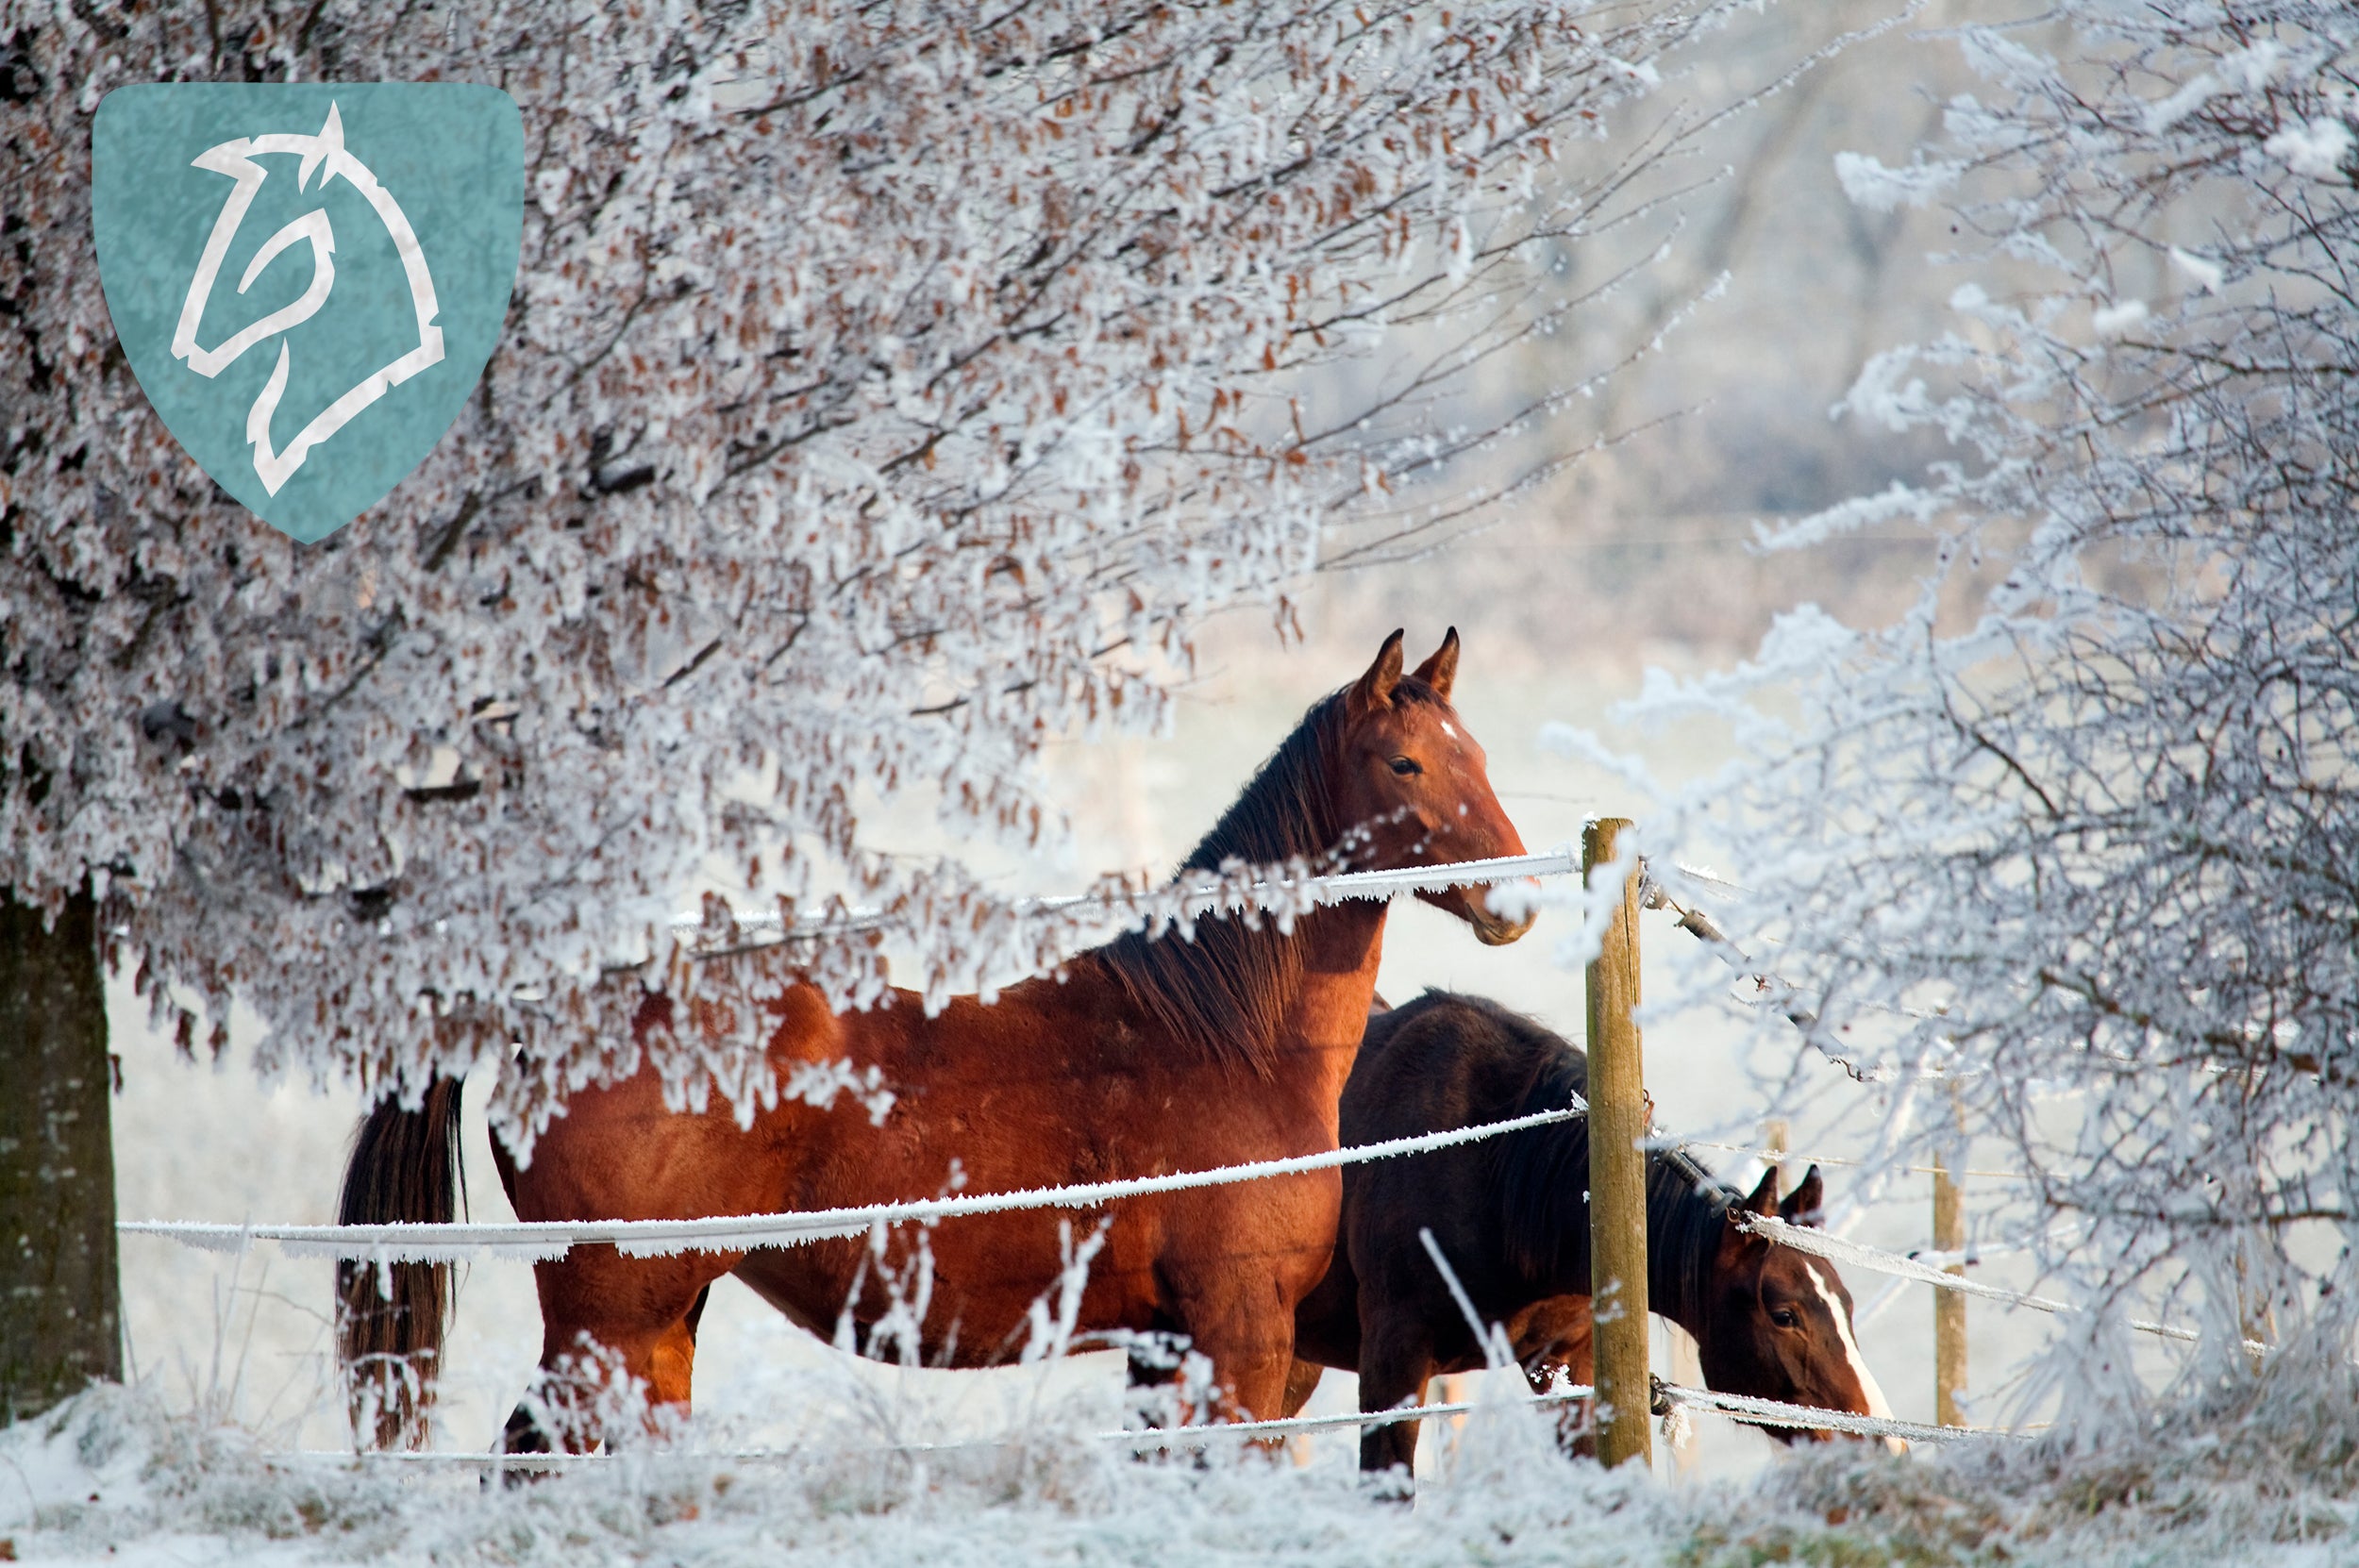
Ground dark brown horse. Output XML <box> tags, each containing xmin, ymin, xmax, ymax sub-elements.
<box><xmin>1284</xmin><ymin>992</ymin><xmax>1897</xmax><ymax>1473</ymax></box>
<box><xmin>337</xmin><ymin>630</ymin><xmax>1535</xmax><ymax>1450</ymax></box>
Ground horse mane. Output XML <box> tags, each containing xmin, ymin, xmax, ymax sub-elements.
<box><xmin>1090</xmin><ymin>678</ymin><xmax>1442</xmax><ymax>1074</ymax></box>
<box><xmin>1477</xmin><ymin>995</ymin><xmax>1735</xmax><ymax>1326</ymax></box>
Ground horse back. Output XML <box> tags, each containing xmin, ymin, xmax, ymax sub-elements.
<box><xmin>1342</xmin><ymin>990</ymin><xmax>1584</xmax><ymax>1147</ymax></box>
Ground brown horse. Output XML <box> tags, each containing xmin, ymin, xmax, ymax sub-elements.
<box><xmin>1283</xmin><ymin>992</ymin><xmax>1898</xmax><ymax>1473</ymax></box>
<box><xmin>337</xmin><ymin>629</ymin><xmax>1535</xmax><ymax>1450</ymax></box>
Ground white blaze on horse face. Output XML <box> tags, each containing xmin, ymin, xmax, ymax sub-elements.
<box><xmin>170</xmin><ymin>100</ymin><xmax>445</xmax><ymax>494</ymax></box>
<box><xmin>1807</xmin><ymin>1264</ymin><xmax>1906</xmax><ymax>1454</ymax></box>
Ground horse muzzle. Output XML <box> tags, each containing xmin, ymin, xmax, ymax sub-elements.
<box><xmin>1467</xmin><ymin>878</ymin><xmax>1538</xmax><ymax>945</ymax></box>
<box><xmin>1770</xmin><ymin>1423</ymin><xmax>1908</xmax><ymax>1456</ymax></box>
<box><xmin>1469</xmin><ymin>906</ymin><xmax>1536</xmax><ymax>946</ymax></box>
<box><xmin>1826</xmin><ymin>1426</ymin><xmax>1911</xmax><ymax>1457</ymax></box>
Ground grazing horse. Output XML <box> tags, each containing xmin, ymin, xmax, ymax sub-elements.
<box><xmin>337</xmin><ymin>630</ymin><xmax>1535</xmax><ymax>1450</ymax></box>
<box><xmin>1283</xmin><ymin>991</ymin><xmax>1899</xmax><ymax>1473</ymax></box>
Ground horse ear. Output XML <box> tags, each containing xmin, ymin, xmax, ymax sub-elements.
<box><xmin>1719</xmin><ymin>1168</ymin><xmax>1778</xmax><ymax>1266</ymax></box>
<box><xmin>1352</xmin><ymin>628</ymin><xmax>1406</xmax><ymax>709</ymax></box>
<box><xmin>1778</xmin><ymin>1164</ymin><xmax>1827</xmax><ymax>1227</ymax></box>
<box><xmin>1409</xmin><ymin>626</ymin><xmax>1460</xmax><ymax>702</ymax></box>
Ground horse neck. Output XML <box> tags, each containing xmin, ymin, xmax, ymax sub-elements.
<box><xmin>1092</xmin><ymin>692</ymin><xmax>1402</xmax><ymax>1084</ymax></box>
<box><xmin>1644</xmin><ymin>1156</ymin><xmax>1732</xmax><ymax>1341</ymax></box>
<box><xmin>1519</xmin><ymin>1130</ymin><xmax>1726</xmax><ymax>1335</ymax></box>
<box><xmin>1279</xmin><ymin>897</ymin><xmax>1389</xmax><ymax>1109</ymax></box>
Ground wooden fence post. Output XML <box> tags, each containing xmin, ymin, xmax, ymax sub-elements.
<box><xmin>1762</xmin><ymin>1118</ymin><xmax>1789</xmax><ymax>1191</ymax></box>
<box><xmin>1932</xmin><ymin>1147</ymin><xmax>1966</xmax><ymax>1427</ymax></box>
<box><xmin>1584</xmin><ymin>817</ymin><xmax>1651</xmax><ymax>1471</ymax></box>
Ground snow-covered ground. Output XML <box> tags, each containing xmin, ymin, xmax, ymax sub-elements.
<box><xmin>0</xmin><ymin>1377</ymin><xmax>1715</xmax><ymax>1568</ymax></box>
<box><xmin>12</xmin><ymin>1366</ymin><xmax>2357</xmax><ymax>1567</ymax></box>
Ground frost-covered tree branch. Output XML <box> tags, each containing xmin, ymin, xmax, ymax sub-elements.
<box><xmin>2</xmin><ymin>1</ymin><xmax>1761</xmax><ymax>1143</ymax></box>
<box><xmin>1600</xmin><ymin>1</ymin><xmax>2359</xmax><ymax>1410</ymax></box>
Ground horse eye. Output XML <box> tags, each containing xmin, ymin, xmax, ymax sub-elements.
<box><xmin>1389</xmin><ymin>756</ymin><xmax>1421</xmax><ymax>776</ymax></box>
<box><xmin>1770</xmin><ymin>1308</ymin><xmax>1800</xmax><ymax>1329</ymax></box>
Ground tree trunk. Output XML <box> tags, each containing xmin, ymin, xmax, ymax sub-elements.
<box><xmin>0</xmin><ymin>884</ymin><xmax>122</xmax><ymax>1422</ymax></box>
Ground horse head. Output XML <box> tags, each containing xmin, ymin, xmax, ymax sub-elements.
<box><xmin>1329</xmin><ymin>627</ymin><xmax>1535</xmax><ymax>945</ymax></box>
<box><xmin>1700</xmin><ymin>1164</ymin><xmax>1905</xmax><ymax>1452</ymax></box>
<box><xmin>170</xmin><ymin>102</ymin><xmax>444</xmax><ymax>494</ymax></box>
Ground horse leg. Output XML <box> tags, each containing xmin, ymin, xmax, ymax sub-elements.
<box><xmin>1355</xmin><ymin>1305</ymin><xmax>1435</xmax><ymax>1478</ymax></box>
<box><xmin>1280</xmin><ymin>1358</ymin><xmax>1326</xmax><ymax>1419</ymax></box>
<box><xmin>649</xmin><ymin>1284</ymin><xmax>712</xmax><ymax>1406</ymax></box>
<box><xmin>1164</xmin><ymin>1277</ymin><xmax>1302</xmax><ymax>1429</ymax></box>
<box><xmin>503</xmin><ymin>1251</ymin><xmax>732</xmax><ymax>1455</ymax></box>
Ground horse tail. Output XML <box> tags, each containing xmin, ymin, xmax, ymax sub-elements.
<box><xmin>335</xmin><ymin>1075</ymin><xmax>464</xmax><ymax>1449</ymax></box>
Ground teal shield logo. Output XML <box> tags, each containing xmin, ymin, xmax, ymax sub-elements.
<box><xmin>92</xmin><ymin>84</ymin><xmax>522</xmax><ymax>543</ymax></box>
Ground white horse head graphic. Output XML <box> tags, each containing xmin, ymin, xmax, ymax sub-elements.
<box><xmin>170</xmin><ymin>102</ymin><xmax>444</xmax><ymax>494</ymax></box>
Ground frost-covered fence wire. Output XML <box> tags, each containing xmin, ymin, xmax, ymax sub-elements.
<box><xmin>1653</xmin><ymin>1383</ymin><xmax>1982</xmax><ymax>1445</ymax></box>
<box><xmin>671</xmin><ymin>847</ymin><xmax>1582</xmax><ymax>957</ymax></box>
<box><xmin>120</xmin><ymin>1104</ymin><xmax>1588</xmax><ymax>1262</ymax></box>
<box><xmin>1741</xmin><ymin>1216</ymin><xmax>2268</xmax><ymax>1355</ymax></box>
<box><xmin>664</xmin><ymin>846</ymin><xmax>1772</xmax><ymax>965</ymax></box>
<box><xmin>279</xmin><ymin>1389</ymin><xmax>1605</xmax><ymax>1469</ymax></box>
<box><xmin>270</xmin><ymin>1376</ymin><xmax>1982</xmax><ymax>1469</ymax></box>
